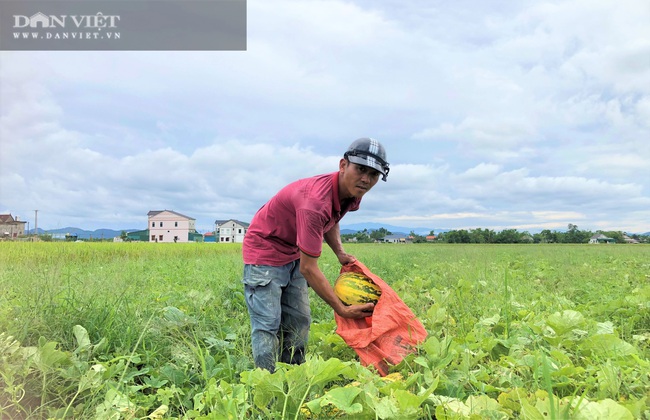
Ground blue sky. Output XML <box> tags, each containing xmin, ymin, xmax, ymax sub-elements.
<box><xmin>1</xmin><ymin>0</ymin><xmax>649</xmax><ymax>234</ymax></box>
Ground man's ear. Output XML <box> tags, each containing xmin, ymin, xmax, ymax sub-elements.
<box><xmin>339</xmin><ymin>158</ymin><xmax>348</xmax><ymax>171</ymax></box>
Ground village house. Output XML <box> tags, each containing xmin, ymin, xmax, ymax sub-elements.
<box><xmin>382</xmin><ymin>234</ymin><xmax>410</xmax><ymax>243</ymax></box>
<box><xmin>589</xmin><ymin>234</ymin><xmax>615</xmax><ymax>244</ymax></box>
<box><xmin>623</xmin><ymin>234</ymin><xmax>640</xmax><ymax>244</ymax></box>
<box><xmin>214</xmin><ymin>219</ymin><xmax>249</xmax><ymax>243</ymax></box>
<box><xmin>0</xmin><ymin>214</ymin><xmax>27</xmax><ymax>239</ymax></box>
<box><xmin>148</xmin><ymin>210</ymin><xmax>201</xmax><ymax>243</ymax></box>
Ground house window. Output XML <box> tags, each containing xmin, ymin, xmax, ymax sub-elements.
<box><xmin>238</xmin><ymin>229</ymin><xmax>242</xmax><ymax>234</ymax></box>
<box><xmin>152</xmin><ymin>222</ymin><xmax>155</xmax><ymax>227</ymax></box>
<box><xmin>160</xmin><ymin>222</ymin><xmax>163</xmax><ymax>227</ymax></box>
<box><xmin>159</xmin><ymin>235</ymin><xmax>163</xmax><ymax>241</ymax></box>
<box><xmin>151</xmin><ymin>235</ymin><xmax>155</xmax><ymax>241</ymax></box>
<box><xmin>175</xmin><ymin>221</ymin><xmax>178</xmax><ymax>227</ymax></box>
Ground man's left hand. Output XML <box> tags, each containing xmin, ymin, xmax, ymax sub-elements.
<box><xmin>337</xmin><ymin>252</ymin><xmax>357</xmax><ymax>265</ymax></box>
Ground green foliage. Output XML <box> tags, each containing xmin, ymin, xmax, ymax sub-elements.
<box><xmin>0</xmin><ymin>242</ymin><xmax>649</xmax><ymax>418</ymax></box>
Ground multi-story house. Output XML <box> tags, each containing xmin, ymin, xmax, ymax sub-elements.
<box><xmin>148</xmin><ymin>210</ymin><xmax>197</xmax><ymax>243</ymax></box>
<box><xmin>0</xmin><ymin>214</ymin><xmax>27</xmax><ymax>238</ymax></box>
<box><xmin>214</xmin><ymin>219</ymin><xmax>249</xmax><ymax>243</ymax></box>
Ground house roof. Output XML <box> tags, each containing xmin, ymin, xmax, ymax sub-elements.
<box><xmin>215</xmin><ymin>219</ymin><xmax>250</xmax><ymax>227</ymax></box>
<box><xmin>384</xmin><ymin>234</ymin><xmax>408</xmax><ymax>240</ymax></box>
<box><xmin>148</xmin><ymin>210</ymin><xmax>195</xmax><ymax>220</ymax></box>
<box><xmin>0</xmin><ymin>214</ymin><xmax>24</xmax><ymax>224</ymax></box>
<box><xmin>590</xmin><ymin>234</ymin><xmax>611</xmax><ymax>240</ymax></box>
<box><xmin>0</xmin><ymin>214</ymin><xmax>15</xmax><ymax>223</ymax></box>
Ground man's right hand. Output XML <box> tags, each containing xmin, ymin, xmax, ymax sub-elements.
<box><xmin>336</xmin><ymin>302</ymin><xmax>375</xmax><ymax>319</ymax></box>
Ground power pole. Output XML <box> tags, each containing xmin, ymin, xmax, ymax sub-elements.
<box><xmin>34</xmin><ymin>210</ymin><xmax>38</xmax><ymax>239</ymax></box>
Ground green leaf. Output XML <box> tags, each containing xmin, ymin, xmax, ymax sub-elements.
<box><xmin>304</xmin><ymin>386</ymin><xmax>363</xmax><ymax>415</ymax></box>
<box><xmin>422</xmin><ymin>336</ymin><xmax>441</xmax><ymax>356</ymax></box>
<box><xmin>581</xmin><ymin>334</ymin><xmax>637</xmax><ymax>358</ymax></box>
<box><xmin>546</xmin><ymin>310</ymin><xmax>585</xmax><ymax>336</ymax></box>
<box><xmin>304</xmin><ymin>357</ymin><xmax>352</xmax><ymax>388</ymax></box>
<box><xmin>78</xmin><ymin>363</ymin><xmax>106</xmax><ymax>392</ymax></box>
<box><xmin>393</xmin><ymin>388</ymin><xmax>436</xmax><ymax>418</ymax></box>
<box><xmin>519</xmin><ymin>399</ymin><xmax>545</xmax><ymax>420</ymax></box>
<box><xmin>572</xmin><ymin>398</ymin><xmax>634</xmax><ymax>420</ymax></box>
<box><xmin>375</xmin><ymin>395</ymin><xmax>400</xmax><ymax>419</ymax></box>
<box><xmin>479</xmin><ymin>314</ymin><xmax>501</xmax><ymax>327</ymax></box>
<box><xmin>33</xmin><ymin>338</ymin><xmax>71</xmax><ymax>371</ymax></box>
<box><xmin>73</xmin><ymin>324</ymin><xmax>91</xmax><ymax>352</ymax></box>
<box><xmin>240</xmin><ymin>368</ymin><xmax>286</xmax><ymax>409</ymax></box>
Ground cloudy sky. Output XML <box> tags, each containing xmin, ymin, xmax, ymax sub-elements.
<box><xmin>1</xmin><ymin>0</ymin><xmax>649</xmax><ymax>234</ymax></box>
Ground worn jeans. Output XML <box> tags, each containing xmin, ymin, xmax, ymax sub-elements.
<box><xmin>243</xmin><ymin>261</ymin><xmax>311</xmax><ymax>372</ymax></box>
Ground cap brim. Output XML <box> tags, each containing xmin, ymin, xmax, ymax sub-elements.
<box><xmin>347</xmin><ymin>155</ymin><xmax>386</xmax><ymax>176</ymax></box>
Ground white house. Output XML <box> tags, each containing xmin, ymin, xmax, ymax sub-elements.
<box><xmin>214</xmin><ymin>219</ymin><xmax>249</xmax><ymax>243</ymax></box>
<box><xmin>589</xmin><ymin>234</ymin><xmax>615</xmax><ymax>244</ymax></box>
<box><xmin>148</xmin><ymin>210</ymin><xmax>196</xmax><ymax>243</ymax></box>
<box><xmin>382</xmin><ymin>234</ymin><xmax>410</xmax><ymax>243</ymax></box>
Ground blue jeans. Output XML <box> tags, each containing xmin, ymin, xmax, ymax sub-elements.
<box><xmin>243</xmin><ymin>261</ymin><xmax>311</xmax><ymax>372</ymax></box>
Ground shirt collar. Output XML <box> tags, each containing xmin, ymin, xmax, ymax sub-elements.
<box><xmin>332</xmin><ymin>172</ymin><xmax>342</xmax><ymax>213</ymax></box>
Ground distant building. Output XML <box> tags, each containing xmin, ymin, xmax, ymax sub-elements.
<box><xmin>127</xmin><ymin>229</ymin><xmax>149</xmax><ymax>242</ymax></box>
<box><xmin>148</xmin><ymin>210</ymin><xmax>199</xmax><ymax>243</ymax></box>
<box><xmin>214</xmin><ymin>219</ymin><xmax>249</xmax><ymax>243</ymax></box>
<box><xmin>623</xmin><ymin>235</ymin><xmax>639</xmax><ymax>244</ymax></box>
<box><xmin>0</xmin><ymin>214</ymin><xmax>27</xmax><ymax>238</ymax></box>
<box><xmin>589</xmin><ymin>234</ymin><xmax>615</xmax><ymax>244</ymax></box>
<box><xmin>382</xmin><ymin>234</ymin><xmax>410</xmax><ymax>243</ymax></box>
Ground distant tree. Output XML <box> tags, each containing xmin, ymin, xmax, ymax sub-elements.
<box><xmin>494</xmin><ymin>229</ymin><xmax>522</xmax><ymax>244</ymax></box>
<box><xmin>538</xmin><ymin>229</ymin><xmax>557</xmax><ymax>243</ymax></box>
<box><xmin>444</xmin><ymin>229</ymin><xmax>471</xmax><ymax>243</ymax></box>
<box><xmin>354</xmin><ymin>231</ymin><xmax>372</xmax><ymax>242</ymax></box>
<box><xmin>561</xmin><ymin>224</ymin><xmax>593</xmax><ymax>243</ymax></box>
<box><xmin>410</xmin><ymin>231</ymin><xmax>427</xmax><ymax>243</ymax></box>
<box><xmin>370</xmin><ymin>227</ymin><xmax>392</xmax><ymax>241</ymax></box>
<box><xmin>469</xmin><ymin>228</ymin><xmax>495</xmax><ymax>243</ymax></box>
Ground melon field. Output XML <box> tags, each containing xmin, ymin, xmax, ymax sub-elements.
<box><xmin>1</xmin><ymin>242</ymin><xmax>649</xmax><ymax>419</ymax></box>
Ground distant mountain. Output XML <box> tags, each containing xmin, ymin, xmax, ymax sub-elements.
<box><xmin>340</xmin><ymin>222</ymin><xmax>447</xmax><ymax>236</ymax></box>
<box><xmin>28</xmin><ymin>227</ymin><xmax>138</xmax><ymax>240</ymax></box>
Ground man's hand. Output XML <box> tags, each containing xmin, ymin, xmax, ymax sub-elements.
<box><xmin>336</xmin><ymin>302</ymin><xmax>374</xmax><ymax>319</ymax></box>
<box><xmin>336</xmin><ymin>251</ymin><xmax>357</xmax><ymax>266</ymax></box>
<box><xmin>300</xmin><ymin>251</ymin><xmax>372</xmax><ymax>319</ymax></box>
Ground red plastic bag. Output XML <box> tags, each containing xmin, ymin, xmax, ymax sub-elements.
<box><xmin>334</xmin><ymin>260</ymin><xmax>428</xmax><ymax>376</ymax></box>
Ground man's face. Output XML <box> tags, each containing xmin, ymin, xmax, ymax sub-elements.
<box><xmin>339</xmin><ymin>159</ymin><xmax>381</xmax><ymax>199</ymax></box>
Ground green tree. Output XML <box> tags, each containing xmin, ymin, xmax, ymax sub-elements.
<box><xmin>410</xmin><ymin>231</ymin><xmax>427</xmax><ymax>243</ymax></box>
<box><xmin>369</xmin><ymin>227</ymin><xmax>392</xmax><ymax>241</ymax></box>
<box><xmin>469</xmin><ymin>228</ymin><xmax>495</xmax><ymax>243</ymax></box>
<box><xmin>444</xmin><ymin>229</ymin><xmax>471</xmax><ymax>243</ymax></box>
<box><xmin>494</xmin><ymin>229</ymin><xmax>522</xmax><ymax>244</ymax></box>
<box><xmin>538</xmin><ymin>229</ymin><xmax>557</xmax><ymax>243</ymax></box>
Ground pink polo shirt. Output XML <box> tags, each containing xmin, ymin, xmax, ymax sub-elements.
<box><xmin>243</xmin><ymin>172</ymin><xmax>361</xmax><ymax>266</ymax></box>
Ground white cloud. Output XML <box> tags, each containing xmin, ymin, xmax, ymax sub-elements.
<box><xmin>1</xmin><ymin>0</ymin><xmax>648</xmax><ymax>234</ymax></box>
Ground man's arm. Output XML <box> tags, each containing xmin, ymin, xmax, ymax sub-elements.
<box><xmin>299</xmin><ymin>251</ymin><xmax>373</xmax><ymax>319</ymax></box>
<box><xmin>324</xmin><ymin>222</ymin><xmax>356</xmax><ymax>265</ymax></box>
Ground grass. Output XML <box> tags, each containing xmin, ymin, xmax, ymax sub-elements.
<box><xmin>0</xmin><ymin>242</ymin><xmax>648</xmax><ymax>418</ymax></box>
